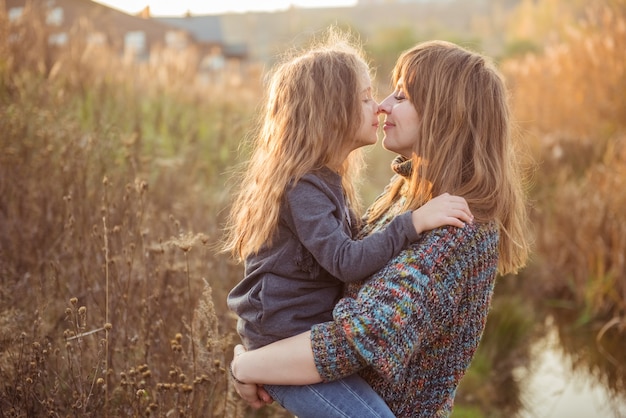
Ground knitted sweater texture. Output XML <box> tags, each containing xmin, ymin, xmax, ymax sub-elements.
<box><xmin>310</xmin><ymin>160</ymin><xmax>500</xmax><ymax>417</ymax></box>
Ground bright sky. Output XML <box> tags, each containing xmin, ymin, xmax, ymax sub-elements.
<box><xmin>93</xmin><ymin>0</ymin><xmax>357</xmax><ymax>16</ymax></box>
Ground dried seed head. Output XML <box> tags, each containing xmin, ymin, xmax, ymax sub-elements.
<box><xmin>198</xmin><ymin>233</ymin><xmax>209</xmax><ymax>245</ymax></box>
<box><xmin>170</xmin><ymin>232</ymin><xmax>196</xmax><ymax>253</ymax></box>
<box><xmin>135</xmin><ymin>178</ymin><xmax>148</xmax><ymax>194</ymax></box>
<box><xmin>104</xmin><ymin>323</ymin><xmax>113</xmax><ymax>331</ymax></box>
<box><xmin>78</xmin><ymin>306</ymin><xmax>86</xmax><ymax>315</ymax></box>
<box><xmin>70</xmin><ymin>298</ymin><xmax>78</xmax><ymax>306</ymax></box>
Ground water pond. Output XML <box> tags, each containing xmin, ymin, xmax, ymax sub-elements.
<box><xmin>517</xmin><ymin>315</ymin><xmax>626</xmax><ymax>418</ymax></box>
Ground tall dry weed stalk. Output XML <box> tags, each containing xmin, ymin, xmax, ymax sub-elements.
<box><xmin>0</xmin><ymin>3</ymin><xmax>262</xmax><ymax>416</ymax></box>
<box><xmin>502</xmin><ymin>0</ymin><xmax>626</xmax><ymax>322</ymax></box>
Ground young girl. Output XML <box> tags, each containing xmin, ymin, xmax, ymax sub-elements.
<box><xmin>222</xmin><ymin>32</ymin><xmax>473</xmax><ymax>417</ymax></box>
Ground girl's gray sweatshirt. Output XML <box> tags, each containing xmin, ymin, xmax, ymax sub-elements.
<box><xmin>227</xmin><ymin>167</ymin><xmax>419</xmax><ymax>350</ymax></box>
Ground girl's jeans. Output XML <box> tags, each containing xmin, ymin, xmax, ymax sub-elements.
<box><xmin>264</xmin><ymin>374</ymin><xmax>395</xmax><ymax>418</ymax></box>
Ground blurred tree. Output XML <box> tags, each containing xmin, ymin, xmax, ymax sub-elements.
<box><xmin>504</xmin><ymin>0</ymin><xmax>589</xmax><ymax>48</ymax></box>
<box><xmin>365</xmin><ymin>26</ymin><xmax>417</xmax><ymax>85</ymax></box>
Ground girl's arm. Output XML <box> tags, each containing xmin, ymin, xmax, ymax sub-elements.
<box><xmin>289</xmin><ymin>177</ymin><xmax>472</xmax><ymax>283</ymax></box>
<box><xmin>287</xmin><ymin>176</ymin><xmax>418</xmax><ymax>282</ymax></box>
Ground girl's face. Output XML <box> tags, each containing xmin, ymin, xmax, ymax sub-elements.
<box><xmin>352</xmin><ymin>69</ymin><xmax>380</xmax><ymax>150</ymax></box>
<box><xmin>379</xmin><ymin>78</ymin><xmax>420</xmax><ymax>158</ymax></box>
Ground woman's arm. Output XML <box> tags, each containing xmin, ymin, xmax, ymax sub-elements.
<box><xmin>231</xmin><ymin>331</ymin><xmax>322</xmax><ymax>385</ymax></box>
<box><xmin>231</xmin><ymin>226</ymin><xmax>468</xmax><ymax>386</ymax></box>
<box><xmin>232</xmin><ymin>223</ymin><xmax>497</xmax><ymax>388</ymax></box>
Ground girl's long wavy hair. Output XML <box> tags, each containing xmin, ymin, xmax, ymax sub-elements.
<box><xmin>368</xmin><ymin>40</ymin><xmax>530</xmax><ymax>274</ymax></box>
<box><xmin>223</xmin><ymin>31</ymin><xmax>370</xmax><ymax>261</ymax></box>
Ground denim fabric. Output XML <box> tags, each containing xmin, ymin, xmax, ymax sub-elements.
<box><xmin>264</xmin><ymin>374</ymin><xmax>395</xmax><ymax>418</ymax></box>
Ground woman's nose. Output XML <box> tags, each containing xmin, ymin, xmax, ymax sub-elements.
<box><xmin>378</xmin><ymin>96</ymin><xmax>392</xmax><ymax>114</ymax></box>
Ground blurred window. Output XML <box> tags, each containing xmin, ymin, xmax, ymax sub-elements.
<box><xmin>46</xmin><ymin>7</ymin><xmax>64</xmax><ymax>26</ymax></box>
<box><xmin>8</xmin><ymin>7</ymin><xmax>24</xmax><ymax>22</ymax></box>
<box><xmin>49</xmin><ymin>32</ymin><xmax>68</xmax><ymax>46</ymax></box>
<box><xmin>125</xmin><ymin>31</ymin><xmax>146</xmax><ymax>56</ymax></box>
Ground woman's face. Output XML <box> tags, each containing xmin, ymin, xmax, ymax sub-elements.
<box><xmin>352</xmin><ymin>69</ymin><xmax>380</xmax><ymax>150</ymax></box>
<box><xmin>379</xmin><ymin>78</ymin><xmax>420</xmax><ymax>158</ymax></box>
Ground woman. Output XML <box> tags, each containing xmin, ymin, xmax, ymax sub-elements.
<box><xmin>223</xmin><ymin>32</ymin><xmax>473</xmax><ymax>418</ymax></box>
<box><xmin>230</xmin><ymin>40</ymin><xmax>530</xmax><ymax>417</ymax></box>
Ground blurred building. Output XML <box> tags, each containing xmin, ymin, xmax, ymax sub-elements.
<box><xmin>3</xmin><ymin>0</ymin><xmax>248</xmax><ymax>84</ymax></box>
<box><xmin>156</xmin><ymin>14</ymin><xmax>248</xmax><ymax>85</ymax></box>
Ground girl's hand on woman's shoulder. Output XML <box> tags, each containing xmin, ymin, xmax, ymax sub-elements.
<box><xmin>411</xmin><ymin>193</ymin><xmax>473</xmax><ymax>233</ymax></box>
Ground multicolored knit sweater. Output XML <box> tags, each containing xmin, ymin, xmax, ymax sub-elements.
<box><xmin>310</xmin><ymin>158</ymin><xmax>500</xmax><ymax>417</ymax></box>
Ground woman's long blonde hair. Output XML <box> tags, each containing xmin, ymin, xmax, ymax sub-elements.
<box><xmin>369</xmin><ymin>40</ymin><xmax>529</xmax><ymax>274</ymax></box>
<box><xmin>223</xmin><ymin>30</ymin><xmax>370</xmax><ymax>261</ymax></box>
